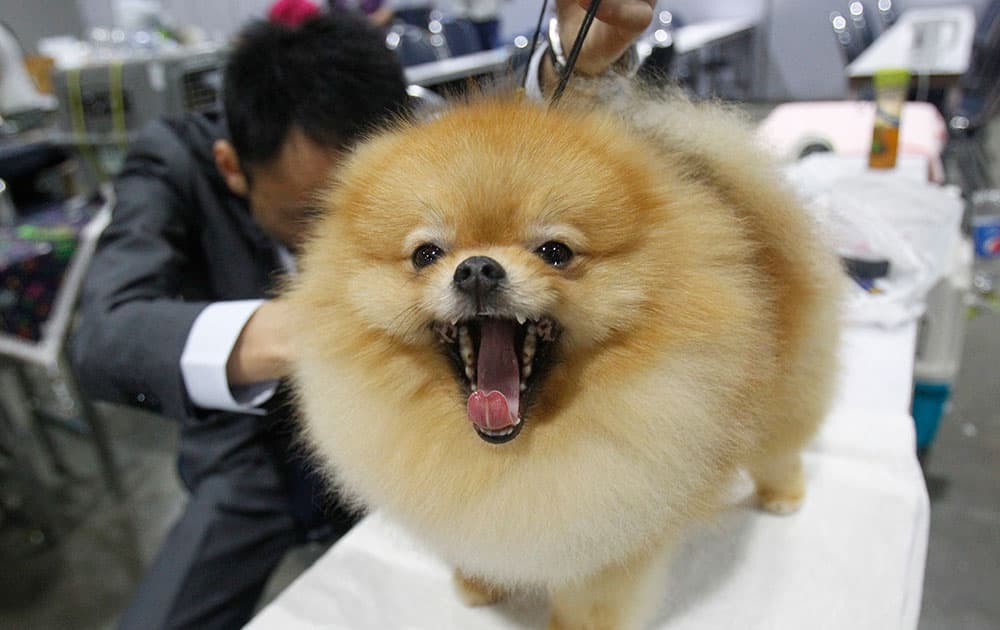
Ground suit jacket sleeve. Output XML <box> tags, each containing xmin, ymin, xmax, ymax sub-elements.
<box><xmin>72</xmin><ymin>120</ymin><xmax>209</xmax><ymax>420</ymax></box>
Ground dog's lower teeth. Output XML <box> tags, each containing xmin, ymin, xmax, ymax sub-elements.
<box><xmin>521</xmin><ymin>327</ymin><xmax>536</xmax><ymax>388</ymax></box>
<box><xmin>523</xmin><ymin>328</ymin><xmax>536</xmax><ymax>364</ymax></box>
<box><xmin>459</xmin><ymin>326</ymin><xmax>473</xmax><ymax>364</ymax></box>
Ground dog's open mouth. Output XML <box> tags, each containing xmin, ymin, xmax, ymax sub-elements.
<box><xmin>432</xmin><ymin>317</ymin><xmax>559</xmax><ymax>444</ymax></box>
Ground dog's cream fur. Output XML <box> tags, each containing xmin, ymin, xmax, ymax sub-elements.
<box><xmin>286</xmin><ymin>80</ymin><xmax>842</xmax><ymax>629</ymax></box>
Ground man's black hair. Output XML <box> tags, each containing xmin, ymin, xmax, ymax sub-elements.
<box><xmin>223</xmin><ymin>13</ymin><xmax>408</xmax><ymax>168</ymax></box>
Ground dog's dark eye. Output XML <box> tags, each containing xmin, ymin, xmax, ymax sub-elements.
<box><xmin>412</xmin><ymin>243</ymin><xmax>445</xmax><ymax>269</ymax></box>
<box><xmin>535</xmin><ymin>241</ymin><xmax>574</xmax><ymax>267</ymax></box>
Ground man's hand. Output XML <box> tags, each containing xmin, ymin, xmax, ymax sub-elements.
<box><xmin>227</xmin><ymin>299</ymin><xmax>295</xmax><ymax>386</ymax></box>
<box><xmin>547</xmin><ymin>0</ymin><xmax>655</xmax><ymax>81</ymax></box>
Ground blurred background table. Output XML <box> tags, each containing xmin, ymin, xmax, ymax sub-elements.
<box><xmin>846</xmin><ymin>6</ymin><xmax>977</xmax><ymax>92</ymax></box>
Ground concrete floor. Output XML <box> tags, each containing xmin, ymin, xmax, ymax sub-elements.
<box><xmin>920</xmin><ymin>313</ymin><xmax>1000</xmax><ymax>630</ymax></box>
<box><xmin>919</xmin><ymin>120</ymin><xmax>1000</xmax><ymax>630</ymax></box>
<box><xmin>1</xmin><ymin>128</ymin><xmax>998</xmax><ymax>630</ymax></box>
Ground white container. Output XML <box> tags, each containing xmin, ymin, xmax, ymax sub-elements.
<box><xmin>913</xmin><ymin>236</ymin><xmax>973</xmax><ymax>383</ymax></box>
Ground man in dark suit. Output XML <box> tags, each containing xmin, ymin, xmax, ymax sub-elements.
<box><xmin>72</xmin><ymin>15</ymin><xmax>409</xmax><ymax>630</ymax></box>
<box><xmin>73</xmin><ymin>2</ymin><xmax>652</xmax><ymax>628</ymax></box>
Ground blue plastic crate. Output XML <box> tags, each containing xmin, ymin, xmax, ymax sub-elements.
<box><xmin>911</xmin><ymin>381</ymin><xmax>951</xmax><ymax>448</ymax></box>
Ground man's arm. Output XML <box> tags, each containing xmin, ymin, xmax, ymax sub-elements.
<box><xmin>72</xmin><ymin>122</ymin><xmax>210</xmax><ymax>420</ymax></box>
<box><xmin>180</xmin><ymin>299</ymin><xmax>284</xmax><ymax>414</ymax></box>
<box><xmin>225</xmin><ymin>299</ymin><xmax>294</xmax><ymax>386</ymax></box>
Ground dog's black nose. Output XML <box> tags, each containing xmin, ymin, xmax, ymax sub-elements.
<box><xmin>453</xmin><ymin>256</ymin><xmax>506</xmax><ymax>297</ymax></box>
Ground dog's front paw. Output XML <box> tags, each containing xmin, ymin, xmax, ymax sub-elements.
<box><xmin>755</xmin><ymin>488</ymin><xmax>805</xmax><ymax>515</ymax></box>
<box><xmin>453</xmin><ymin>570</ymin><xmax>505</xmax><ymax>606</ymax></box>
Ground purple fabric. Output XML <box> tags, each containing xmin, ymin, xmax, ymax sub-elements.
<box><xmin>0</xmin><ymin>203</ymin><xmax>92</xmax><ymax>341</ymax></box>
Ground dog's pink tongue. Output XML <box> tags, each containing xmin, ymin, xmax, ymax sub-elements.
<box><xmin>467</xmin><ymin>320</ymin><xmax>520</xmax><ymax>430</ymax></box>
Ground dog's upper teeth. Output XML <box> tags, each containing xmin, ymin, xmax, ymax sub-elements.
<box><xmin>515</xmin><ymin>313</ymin><xmax>526</xmax><ymax>325</ymax></box>
<box><xmin>536</xmin><ymin>319</ymin><xmax>556</xmax><ymax>341</ymax></box>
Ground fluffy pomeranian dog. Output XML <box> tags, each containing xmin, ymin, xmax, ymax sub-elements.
<box><xmin>286</xmin><ymin>78</ymin><xmax>842</xmax><ymax>629</ymax></box>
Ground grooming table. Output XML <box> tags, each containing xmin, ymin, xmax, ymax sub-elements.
<box><xmin>246</xmin><ymin>317</ymin><xmax>928</xmax><ymax>630</ymax></box>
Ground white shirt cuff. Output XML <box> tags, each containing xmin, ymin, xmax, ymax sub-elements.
<box><xmin>180</xmin><ymin>300</ymin><xmax>278</xmax><ymax>414</ymax></box>
<box><xmin>525</xmin><ymin>41</ymin><xmax>548</xmax><ymax>102</ymax></box>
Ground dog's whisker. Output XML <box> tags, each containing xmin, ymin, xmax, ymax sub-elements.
<box><xmin>385</xmin><ymin>303</ymin><xmax>435</xmax><ymax>341</ymax></box>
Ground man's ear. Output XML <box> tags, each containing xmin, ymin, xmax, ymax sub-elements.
<box><xmin>213</xmin><ymin>140</ymin><xmax>249</xmax><ymax>197</ymax></box>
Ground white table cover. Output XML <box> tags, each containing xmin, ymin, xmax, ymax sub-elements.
<box><xmin>247</xmin><ymin>320</ymin><xmax>929</xmax><ymax>630</ymax></box>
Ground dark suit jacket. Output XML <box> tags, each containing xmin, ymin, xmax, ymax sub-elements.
<box><xmin>73</xmin><ymin>113</ymin><xmax>307</xmax><ymax>502</ymax></box>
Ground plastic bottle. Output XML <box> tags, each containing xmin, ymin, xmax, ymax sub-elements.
<box><xmin>971</xmin><ymin>189</ymin><xmax>1000</xmax><ymax>311</ymax></box>
<box><xmin>869</xmin><ymin>68</ymin><xmax>910</xmax><ymax>169</ymax></box>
